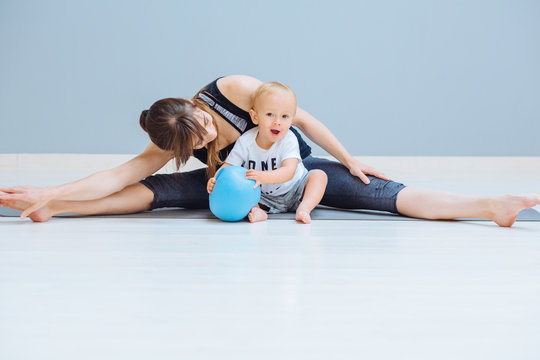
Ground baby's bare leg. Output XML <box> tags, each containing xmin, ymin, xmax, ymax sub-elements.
<box><xmin>248</xmin><ymin>204</ymin><xmax>268</xmax><ymax>223</ymax></box>
<box><xmin>296</xmin><ymin>170</ymin><xmax>328</xmax><ymax>224</ymax></box>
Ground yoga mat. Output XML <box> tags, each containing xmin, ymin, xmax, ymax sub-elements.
<box><xmin>1</xmin><ymin>206</ymin><xmax>539</xmax><ymax>221</ymax></box>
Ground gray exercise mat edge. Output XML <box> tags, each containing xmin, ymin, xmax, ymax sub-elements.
<box><xmin>1</xmin><ymin>206</ymin><xmax>539</xmax><ymax>221</ymax></box>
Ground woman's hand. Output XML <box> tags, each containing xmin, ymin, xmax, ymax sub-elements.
<box><xmin>0</xmin><ymin>185</ymin><xmax>55</xmax><ymax>219</ymax></box>
<box><xmin>346</xmin><ymin>159</ymin><xmax>390</xmax><ymax>185</ymax></box>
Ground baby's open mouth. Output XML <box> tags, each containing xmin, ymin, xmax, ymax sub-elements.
<box><xmin>271</xmin><ymin>130</ymin><xmax>280</xmax><ymax>135</ymax></box>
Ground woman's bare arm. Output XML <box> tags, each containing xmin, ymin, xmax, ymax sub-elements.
<box><xmin>52</xmin><ymin>142</ymin><xmax>172</xmax><ymax>200</ymax></box>
<box><xmin>0</xmin><ymin>142</ymin><xmax>172</xmax><ymax>217</ymax></box>
<box><xmin>293</xmin><ymin>107</ymin><xmax>389</xmax><ymax>184</ymax></box>
<box><xmin>215</xmin><ymin>75</ymin><xmax>389</xmax><ymax>184</ymax></box>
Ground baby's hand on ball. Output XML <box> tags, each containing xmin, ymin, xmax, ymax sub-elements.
<box><xmin>207</xmin><ymin>178</ymin><xmax>217</xmax><ymax>194</ymax></box>
<box><xmin>245</xmin><ymin>170</ymin><xmax>264</xmax><ymax>189</ymax></box>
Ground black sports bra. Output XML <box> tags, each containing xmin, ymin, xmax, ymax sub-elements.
<box><xmin>192</xmin><ymin>77</ymin><xmax>312</xmax><ymax>164</ymax></box>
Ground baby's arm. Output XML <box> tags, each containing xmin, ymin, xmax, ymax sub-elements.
<box><xmin>207</xmin><ymin>163</ymin><xmax>232</xmax><ymax>194</ymax></box>
<box><xmin>245</xmin><ymin>158</ymin><xmax>299</xmax><ymax>188</ymax></box>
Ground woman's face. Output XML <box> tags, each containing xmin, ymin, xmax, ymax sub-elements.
<box><xmin>193</xmin><ymin>108</ymin><xmax>217</xmax><ymax>150</ymax></box>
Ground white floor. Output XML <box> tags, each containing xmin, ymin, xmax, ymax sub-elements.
<box><xmin>1</xmin><ymin>156</ymin><xmax>539</xmax><ymax>360</ymax></box>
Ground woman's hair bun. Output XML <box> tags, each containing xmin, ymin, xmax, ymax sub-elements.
<box><xmin>139</xmin><ymin>109</ymin><xmax>149</xmax><ymax>132</ymax></box>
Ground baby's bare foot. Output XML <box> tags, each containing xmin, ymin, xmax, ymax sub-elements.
<box><xmin>295</xmin><ymin>206</ymin><xmax>312</xmax><ymax>224</ymax></box>
<box><xmin>248</xmin><ymin>207</ymin><xmax>268</xmax><ymax>223</ymax></box>
<box><xmin>490</xmin><ymin>194</ymin><xmax>540</xmax><ymax>227</ymax></box>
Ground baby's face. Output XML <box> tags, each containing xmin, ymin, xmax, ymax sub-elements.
<box><xmin>251</xmin><ymin>91</ymin><xmax>296</xmax><ymax>146</ymax></box>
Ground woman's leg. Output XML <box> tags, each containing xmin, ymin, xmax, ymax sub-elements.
<box><xmin>303</xmin><ymin>156</ymin><xmax>540</xmax><ymax>227</ymax></box>
<box><xmin>2</xmin><ymin>168</ymin><xmax>210</xmax><ymax>222</ymax></box>
<box><xmin>303</xmin><ymin>156</ymin><xmax>405</xmax><ymax>213</ymax></box>
<box><xmin>1</xmin><ymin>183</ymin><xmax>155</xmax><ymax>222</ymax></box>
<box><xmin>54</xmin><ymin>183</ymin><xmax>154</xmax><ymax>215</ymax></box>
<box><xmin>396</xmin><ymin>187</ymin><xmax>540</xmax><ymax>227</ymax></box>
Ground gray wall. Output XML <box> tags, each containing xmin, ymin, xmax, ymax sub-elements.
<box><xmin>1</xmin><ymin>0</ymin><xmax>539</xmax><ymax>156</ymax></box>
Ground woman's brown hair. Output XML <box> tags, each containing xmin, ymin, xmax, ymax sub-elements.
<box><xmin>191</xmin><ymin>89</ymin><xmax>221</xmax><ymax>177</ymax></box>
<box><xmin>139</xmin><ymin>97</ymin><xmax>221</xmax><ymax>177</ymax></box>
<box><xmin>140</xmin><ymin>98</ymin><xmax>206</xmax><ymax>171</ymax></box>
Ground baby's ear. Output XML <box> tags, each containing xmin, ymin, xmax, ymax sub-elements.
<box><xmin>249</xmin><ymin>109</ymin><xmax>258</xmax><ymax>125</ymax></box>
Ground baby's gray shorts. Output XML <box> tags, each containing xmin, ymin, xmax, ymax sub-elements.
<box><xmin>258</xmin><ymin>170</ymin><xmax>313</xmax><ymax>214</ymax></box>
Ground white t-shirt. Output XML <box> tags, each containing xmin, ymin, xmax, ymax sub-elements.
<box><xmin>225</xmin><ymin>127</ymin><xmax>308</xmax><ymax>197</ymax></box>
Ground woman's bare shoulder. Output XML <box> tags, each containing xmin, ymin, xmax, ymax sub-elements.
<box><xmin>219</xmin><ymin>75</ymin><xmax>263</xmax><ymax>90</ymax></box>
<box><xmin>217</xmin><ymin>75</ymin><xmax>263</xmax><ymax>110</ymax></box>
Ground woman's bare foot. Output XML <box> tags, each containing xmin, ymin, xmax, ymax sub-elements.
<box><xmin>489</xmin><ymin>194</ymin><xmax>540</xmax><ymax>227</ymax></box>
<box><xmin>248</xmin><ymin>207</ymin><xmax>268</xmax><ymax>223</ymax></box>
<box><xmin>0</xmin><ymin>198</ymin><xmax>54</xmax><ymax>222</ymax></box>
<box><xmin>295</xmin><ymin>205</ymin><xmax>312</xmax><ymax>224</ymax></box>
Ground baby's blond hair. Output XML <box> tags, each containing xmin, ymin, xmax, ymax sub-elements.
<box><xmin>251</xmin><ymin>81</ymin><xmax>297</xmax><ymax>110</ymax></box>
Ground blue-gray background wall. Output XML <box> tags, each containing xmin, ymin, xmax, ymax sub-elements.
<box><xmin>1</xmin><ymin>0</ymin><xmax>539</xmax><ymax>156</ymax></box>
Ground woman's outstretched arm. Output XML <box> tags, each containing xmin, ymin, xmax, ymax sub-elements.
<box><xmin>293</xmin><ymin>107</ymin><xmax>390</xmax><ymax>184</ymax></box>
<box><xmin>0</xmin><ymin>142</ymin><xmax>172</xmax><ymax>218</ymax></box>
<box><xmin>211</xmin><ymin>74</ymin><xmax>388</xmax><ymax>185</ymax></box>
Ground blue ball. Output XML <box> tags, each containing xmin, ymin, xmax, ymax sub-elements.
<box><xmin>209</xmin><ymin>166</ymin><xmax>261</xmax><ymax>222</ymax></box>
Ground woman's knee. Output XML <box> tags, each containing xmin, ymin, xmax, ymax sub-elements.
<box><xmin>121</xmin><ymin>182</ymin><xmax>155</xmax><ymax>212</ymax></box>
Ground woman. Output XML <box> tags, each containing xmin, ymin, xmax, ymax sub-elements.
<box><xmin>0</xmin><ymin>75</ymin><xmax>538</xmax><ymax>226</ymax></box>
